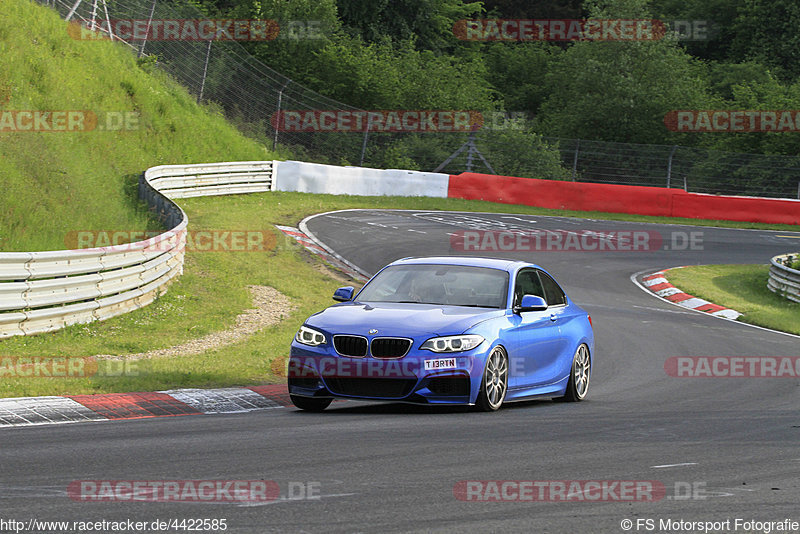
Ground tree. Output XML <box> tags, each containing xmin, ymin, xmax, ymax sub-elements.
<box><xmin>482</xmin><ymin>0</ymin><xmax>583</xmax><ymax>18</ymax></box>
<box><xmin>649</xmin><ymin>0</ymin><xmax>738</xmax><ymax>62</ymax></box>
<box><xmin>535</xmin><ymin>0</ymin><xmax>713</xmax><ymax>144</ymax></box>
<box><xmin>336</xmin><ymin>0</ymin><xmax>482</xmax><ymax>53</ymax></box>
<box><xmin>483</xmin><ymin>42</ymin><xmax>561</xmax><ymax>115</ymax></box>
<box><xmin>303</xmin><ymin>35</ymin><xmax>497</xmax><ymax>110</ymax></box>
<box><xmin>729</xmin><ymin>0</ymin><xmax>800</xmax><ymax>82</ymax></box>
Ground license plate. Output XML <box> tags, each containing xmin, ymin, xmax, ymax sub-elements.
<box><xmin>424</xmin><ymin>357</ymin><xmax>457</xmax><ymax>371</ymax></box>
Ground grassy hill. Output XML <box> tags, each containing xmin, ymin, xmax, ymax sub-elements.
<box><xmin>0</xmin><ymin>0</ymin><xmax>273</xmax><ymax>251</ymax></box>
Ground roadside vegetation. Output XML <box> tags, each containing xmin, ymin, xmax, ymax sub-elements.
<box><xmin>191</xmin><ymin>0</ymin><xmax>800</xmax><ymax>173</ymax></box>
<box><xmin>666</xmin><ymin>265</ymin><xmax>800</xmax><ymax>336</ymax></box>
<box><xmin>1</xmin><ymin>0</ymin><xmax>798</xmax><ymax>398</ymax></box>
<box><xmin>0</xmin><ymin>0</ymin><xmax>274</xmax><ymax>252</ymax></box>
<box><xmin>1</xmin><ymin>190</ymin><xmax>798</xmax><ymax>398</ymax></box>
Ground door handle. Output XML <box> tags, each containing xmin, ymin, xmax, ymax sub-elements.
<box><xmin>549</xmin><ymin>314</ymin><xmax>557</xmax><ymax>322</ymax></box>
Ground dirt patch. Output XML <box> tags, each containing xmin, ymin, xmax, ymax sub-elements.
<box><xmin>100</xmin><ymin>285</ymin><xmax>295</xmax><ymax>361</ymax></box>
<box><xmin>314</xmin><ymin>261</ymin><xmax>352</xmax><ymax>283</ymax></box>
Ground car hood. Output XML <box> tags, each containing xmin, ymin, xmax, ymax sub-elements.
<box><xmin>306</xmin><ymin>301</ymin><xmax>506</xmax><ymax>337</ymax></box>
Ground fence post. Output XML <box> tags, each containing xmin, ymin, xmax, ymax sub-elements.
<box><xmin>666</xmin><ymin>145</ymin><xmax>677</xmax><ymax>188</ymax></box>
<box><xmin>65</xmin><ymin>0</ymin><xmax>83</xmax><ymax>20</ymax></box>
<box><xmin>359</xmin><ymin>121</ymin><xmax>370</xmax><ymax>167</ymax></box>
<box><xmin>465</xmin><ymin>130</ymin><xmax>476</xmax><ymax>172</ymax></box>
<box><xmin>571</xmin><ymin>139</ymin><xmax>580</xmax><ymax>181</ymax></box>
<box><xmin>100</xmin><ymin>0</ymin><xmax>114</xmax><ymax>40</ymax></box>
<box><xmin>272</xmin><ymin>80</ymin><xmax>290</xmax><ymax>151</ymax></box>
<box><xmin>138</xmin><ymin>0</ymin><xmax>157</xmax><ymax>58</ymax></box>
<box><xmin>197</xmin><ymin>40</ymin><xmax>212</xmax><ymax>103</ymax></box>
<box><xmin>89</xmin><ymin>0</ymin><xmax>98</xmax><ymax>30</ymax></box>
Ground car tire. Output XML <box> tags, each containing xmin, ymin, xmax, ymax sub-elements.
<box><xmin>474</xmin><ymin>346</ymin><xmax>508</xmax><ymax>411</ymax></box>
<box><xmin>557</xmin><ymin>344</ymin><xmax>590</xmax><ymax>402</ymax></box>
<box><xmin>290</xmin><ymin>395</ymin><xmax>332</xmax><ymax>412</ymax></box>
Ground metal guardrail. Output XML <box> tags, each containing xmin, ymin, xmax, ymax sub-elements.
<box><xmin>0</xmin><ymin>161</ymin><xmax>275</xmax><ymax>338</ymax></box>
<box><xmin>767</xmin><ymin>253</ymin><xmax>800</xmax><ymax>304</ymax></box>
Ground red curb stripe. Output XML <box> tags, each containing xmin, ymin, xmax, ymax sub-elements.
<box><xmin>665</xmin><ymin>292</ymin><xmax>693</xmax><ymax>303</ymax></box>
<box><xmin>248</xmin><ymin>385</ymin><xmax>292</xmax><ymax>407</ymax></box>
<box><xmin>280</xmin><ymin>230</ymin><xmax>306</xmax><ymax>238</ymax></box>
<box><xmin>69</xmin><ymin>392</ymin><xmax>201</xmax><ymax>420</ymax></box>
<box><xmin>643</xmin><ymin>270</ymin><xmax>741</xmax><ymax>319</ymax></box>
<box><xmin>695</xmin><ymin>303</ymin><xmax>727</xmax><ymax>313</ymax></box>
<box><xmin>647</xmin><ymin>282</ymin><xmax>673</xmax><ymax>292</ymax></box>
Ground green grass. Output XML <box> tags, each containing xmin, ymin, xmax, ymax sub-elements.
<box><xmin>2</xmin><ymin>0</ymin><xmax>799</xmax><ymax>398</ymax></box>
<box><xmin>666</xmin><ymin>264</ymin><xmax>800</xmax><ymax>335</ymax></box>
<box><xmin>0</xmin><ymin>0</ymin><xmax>277</xmax><ymax>252</ymax></box>
<box><xmin>2</xmin><ymin>191</ymin><xmax>799</xmax><ymax>399</ymax></box>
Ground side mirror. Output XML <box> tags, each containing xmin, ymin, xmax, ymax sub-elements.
<box><xmin>513</xmin><ymin>294</ymin><xmax>547</xmax><ymax>314</ymax></box>
<box><xmin>333</xmin><ymin>286</ymin><xmax>355</xmax><ymax>302</ymax></box>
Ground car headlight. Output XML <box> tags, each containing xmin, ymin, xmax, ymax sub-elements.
<box><xmin>295</xmin><ymin>325</ymin><xmax>326</xmax><ymax>347</ymax></box>
<box><xmin>421</xmin><ymin>335</ymin><xmax>484</xmax><ymax>353</ymax></box>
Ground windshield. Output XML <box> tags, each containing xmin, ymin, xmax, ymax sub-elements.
<box><xmin>356</xmin><ymin>264</ymin><xmax>509</xmax><ymax>309</ymax></box>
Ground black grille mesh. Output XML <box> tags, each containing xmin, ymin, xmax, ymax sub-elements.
<box><xmin>371</xmin><ymin>338</ymin><xmax>412</xmax><ymax>358</ymax></box>
<box><xmin>333</xmin><ymin>335</ymin><xmax>368</xmax><ymax>357</ymax></box>
<box><xmin>325</xmin><ymin>378</ymin><xmax>416</xmax><ymax>398</ymax></box>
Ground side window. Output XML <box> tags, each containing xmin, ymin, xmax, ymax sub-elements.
<box><xmin>538</xmin><ymin>270</ymin><xmax>567</xmax><ymax>306</ymax></box>
<box><xmin>513</xmin><ymin>269</ymin><xmax>545</xmax><ymax>307</ymax></box>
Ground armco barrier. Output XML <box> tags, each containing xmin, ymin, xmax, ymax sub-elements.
<box><xmin>0</xmin><ymin>161</ymin><xmax>275</xmax><ymax>338</ymax></box>
<box><xmin>3</xmin><ymin>161</ymin><xmax>795</xmax><ymax>338</ymax></box>
<box><xmin>767</xmin><ymin>253</ymin><xmax>800</xmax><ymax>303</ymax></box>
<box><xmin>273</xmin><ymin>160</ymin><xmax>449</xmax><ymax>197</ymax></box>
<box><xmin>448</xmin><ymin>173</ymin><xmax>800</xmax><ymax>225</ymax></box>
<box><xmin>0</xmin><ymin>159</ymin><xmax>447</xmax><ymax>338</ymax></box>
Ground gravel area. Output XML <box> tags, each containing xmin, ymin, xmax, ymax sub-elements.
<box><xmin>99</xmin><ymin>285</ymin><xmax>295</xmax><ymax>361</ymax></box>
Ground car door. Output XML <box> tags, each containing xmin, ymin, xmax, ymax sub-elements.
<box><xmin>538</xmin><ymin>269</ymin><xmax>583</xmax><ymax>380</ymax></box>
<box><xmin>507</xmin><ymin>269</ymin><xmax>564</xmax><ymax>389</ymax></box>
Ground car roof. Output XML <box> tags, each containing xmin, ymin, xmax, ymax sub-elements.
<box><xmin>388</xmin><ymin>256</ymin><xmax>539</xmax><ymax>272</ymax></box>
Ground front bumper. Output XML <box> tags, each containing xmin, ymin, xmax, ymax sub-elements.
<box><xmin>288</xmin><ymin>341</ymin><xmax>491</xmax><ymax>405</ymax></box>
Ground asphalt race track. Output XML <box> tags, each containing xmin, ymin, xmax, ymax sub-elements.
<box><xmin>2</xmin><ymin>209</ymin><xmax>799</xmax><ymax>533</ymax></box>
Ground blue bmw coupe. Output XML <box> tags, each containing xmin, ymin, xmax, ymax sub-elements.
<box><xmin>288</xmin><ymin>256</ymin><xmax>593</xmax><ymax>411</ymax></box>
